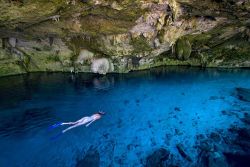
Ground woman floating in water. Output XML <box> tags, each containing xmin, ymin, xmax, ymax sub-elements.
<box><xmin>50</xmin><ymin>111</ymin><xmax>105</xmax><ymax>133</ymax></box>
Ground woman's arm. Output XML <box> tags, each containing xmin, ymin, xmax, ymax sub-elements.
<box><xmin>85</xmin><ymin>120</ymin><xmax>95</xmax><ymax>127</ymax></box>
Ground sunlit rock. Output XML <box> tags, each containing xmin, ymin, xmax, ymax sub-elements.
<box><xmin>76</xmin><ymin>49</ymin><xmax>94</xmax><ymax>65</ymax></box>
<box><xmin>91</xmin><ymin>58</ymin><xmax>113</xmax><ymax>75</ymax></box>
<box><xmin>8</xmin><ymin>38</ymin><xmax>17</xmax><ymax>48</ymax></box>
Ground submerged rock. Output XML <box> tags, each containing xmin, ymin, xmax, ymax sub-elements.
<box><xmin>146</xmin><ymin>148</ymin><xmax>170</xmax><ymax>167</ymax></box>
<box><xmin>176</xmin><ymin>144</ymin><xmax>192</xmax><ymax>162</ymax></box>
<box><xmin>174</xmin><ymin>107</ymin><xmax>181</xmax><ymax>112</ymax></box>
<box><xmin>210</xmin><ymin>132</ymin><xmax>221</xmax><ymax>142</ymax></box>
<box><xmin>241</xmin><ymin>113</ymin><xmax>250</xmax><ymax>125</ymax></box>
<box><xmin>232</xmin><ymin>127</ymin><xmax>250</xmax><ymax>151</ymax></box>
<box><xmin>236</xmin><ymin>88</ymin><xmax>250</xmax><ymax>102</ymax></box>
<box><xmin>208</xmin><ymin>152</ymin><xmax>228</xmax><ymax>167</ymax></box>
<box><xmin>198</xmin><ymin>151</ymin><xmax>228</xmax><ymax>167</ymax></box>
<box><xmin>224</xmin><ymin>153</ymin><xmax>250</xmax><ymax>167</ymax></box>
<box><xmin>76</xmin><ymin>147</ymin><xmax>100</xmax><ymax>167</ymax></box>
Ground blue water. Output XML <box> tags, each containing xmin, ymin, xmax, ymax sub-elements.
<box><xmin>0</xmin><ymin>67</ymin><xmax>249</xmax><ymax>167</ymax></box>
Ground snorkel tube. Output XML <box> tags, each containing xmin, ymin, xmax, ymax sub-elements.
<box><xmin>98</xmin><ymin>111</ymin><xmax>105</xmax><ymax>115</ymax></box>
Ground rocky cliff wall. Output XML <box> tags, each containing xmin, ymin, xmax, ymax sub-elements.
<box><xmin>0</xmin><ymin>0</ymin><xmax>250</xmax><ymax>76</ymax></box>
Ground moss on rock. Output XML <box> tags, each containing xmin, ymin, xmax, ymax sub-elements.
<box><xmin>175</xmin><ymin>37</ymin><xmax>192</xmax><ymax>60</ymax></box>
<box><xmin>130</xmin><ymin>36</ymin><xmax>153</xmax><ymax>54</ymax></box>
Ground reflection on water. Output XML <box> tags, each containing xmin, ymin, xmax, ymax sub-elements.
<box><xmin>93</xmin><ymin>76</ymin><xmax>114</xmax><ymax>91</ymax></box>
<box><xmin>0</xmin><ymin>67</ymin><xmax>248</xmax><ymax>109</ymax></box>
<box><xmin>0</xmin><ymin>67</ymin><xmax>249</xmax><ymax>167</ymax></box>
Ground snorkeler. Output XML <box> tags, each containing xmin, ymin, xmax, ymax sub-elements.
<box><xmin>50</xmin><ymin>111</ymin><xmax>105</xmax><ymax>133</ymax></box>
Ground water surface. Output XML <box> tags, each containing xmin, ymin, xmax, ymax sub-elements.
<box><xmin>0</xmin><ymin>67</ymin><xmax>249</xmax><ymax>167</ymax></box>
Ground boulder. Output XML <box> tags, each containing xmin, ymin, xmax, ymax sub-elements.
<box><xmin>175</xmin><ymin>38</ymin><xmax>192</xmax><ymax>61</ymax></box>
<box><xmin>76</xmin><ymin>49</ymin><xmax>94</xmax><ymax>64</ymax></box>
<box><xmin>232</xmin><ymin>128</ymin><xmax>250</xmax><ymax>150</ymax></box>
<box><xmin>76</xmin><ymin>147</ymin><xmax>100</xmax><ymax>167</ymax></box>
<box><xmin>208</xmin><ymin>152</ymin><xmax>228</xmax><ymax>167</ymax></box>
<box><xmin>146</xmin><ymin>148</ymin><xmax>170</xmax><ymax>167</ymax></box>
<box><xmin>224</xmin><ymin>153</ymin><xmax>250</xmax><ymax>167</ymax></box>
<box><xmin>241</xmin><ymin>113</ymin><xmax>250</xmax><ymax>125</ymax></box>
<box><xmin>8</xmin><ymin>37</ymin><xmax>17</xmax><ymax>47</ymax></box>
<box><xmin>176</xmin><ymin>144</ymin><xmax>192</xmax><ymax>162</ymax></box>
<box><xmin>236</xmin><ymin>88</ymin><xmax>250</xmax><ymax>102</ymax></box>
<box><xmin>91</xmin><ymin>58</ymin><xmax>113</xmax><ymax>75</ymax></box>
<box><xmin>197</xmin><ymin>151</ymin><xmax>228</xmax><ymax>167</ymax></box>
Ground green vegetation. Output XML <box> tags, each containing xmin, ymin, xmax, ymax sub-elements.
<box><xmin>175</xmin><ymin>37</ymin><xmax>192</xmax><ymax>61</ymax></box>
<box><xmin>130</xmin><ymin>36</ymin><xmax>153</xmax><ymax>54</ymax></box>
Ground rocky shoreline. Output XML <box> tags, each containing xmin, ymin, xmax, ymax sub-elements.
<box><xmin>0</xmin><ymin>0</ymin><xmax>250</xmax><ymax>77</ymax></box>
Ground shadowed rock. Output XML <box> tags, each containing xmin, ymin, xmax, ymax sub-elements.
<box><xmin>241</xmin><ymin>113</ymin><xmax>250</xmax><ymax>125</ymax></box>
<box><xmin>208</xmin><ymin>152</ymin><xmax>228</xmax><ymax>167</ymax></box>
<box><xmin>76</xmin><ymin>147</ymin><xmax>100</xmax><ymax>167</ymax></box>
<box><xmin>233</xmin><ymin>128</ymin><xmax>250</xmax><ymax>150</ymax></box>
<box><xmin>236</xmin><ymin>88</ymin><xmax>250</xmax><ymax>102</ymax></box>
<box><xmin>224</xmin><ymin>153</ymin><xmax>250</xmax><ymax>167</ymax></box>
<box><xmin>174</xmin><ymin>107</ymin><xmax>181</xmax><ymax>112</ymax></box>
<box><xmin>146</xmin><ymin>148</ymin><xmax>170</xmax><ymax>167</ymax></box>
<box><xmin>176</xmin><ymin>144</ymin><xmax>192</xmax><ymax>162</ymax></box>
<box><xmin>198</xmin><ymin>151</ymin><xmax>228</xmax><ymax>167</ymax></box>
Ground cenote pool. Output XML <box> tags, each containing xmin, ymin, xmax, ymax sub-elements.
<box><xmin>0</xmin><ymin>67</ymin><xmax>249</xmax><ymax>167</ymax></box>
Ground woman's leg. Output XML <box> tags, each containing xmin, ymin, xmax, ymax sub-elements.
<box><xmin>61</xmin><ymin>117</ymin><xmax>89</xmax><ymax>125</ymax></box>
<box><xmin>61</xmin><ymin>122</ymin><xmax>77</xmax><ymax>125</ymax></box>
<box><xmin>62</xmin><ymin>123</ymin><xmax>81</xmax><ymax>133</ymax></box>
<box><xmin>62</xmin><ymin>118</ymin><xmax>92</xmax><ymax>133</ymax></box>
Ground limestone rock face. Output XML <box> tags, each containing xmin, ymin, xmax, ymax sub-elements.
<box><xmin>8</xmin><ymin>38</ymin><xmax>17</xmax><ymax>48</ymax></box>
<box><xmin>77</xmin><ymin>49</ymin><xmax>94</xmax><ymax>65</ymax></box>
<box><xmin>91</xmin><ymin>58</ymin><xmax>113</xmax><ymax>75</ymax></box>
<box><xmin>175</xmin><ymin>38</ymin><xmax>192</xmax><ymax>60</ymax></box>
<box><xmin>0</xmin><ymin>0</ymin><xmax>249</xmax><ymax>76</ymax></box>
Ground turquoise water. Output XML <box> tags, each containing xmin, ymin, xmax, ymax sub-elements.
<box><xmin>0</xmin><ymin>67</ymin><xmax>249</xmax><ymax>167</ymax></box>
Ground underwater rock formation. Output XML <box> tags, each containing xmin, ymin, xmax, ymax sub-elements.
<box><xmin>75</xmin><ymin>147</ymin><xmax>100</xmax><ymax>167</ymax></box>
<box><xmin>176</xmin><ymin>143</ymin><xmax>192</xmax><ymax>162</ymax></box>
<box><xmin>236</xmin><ymin>88</ymin><xmax>250</xmax><ymax>102</ymax></box>
<box><xmin>146</xmin><ymin>148</ymin><xmax>170</xmax><ymax>167</ymax></box>
<box><xmin>0</xmin><ymin>0</ymin><xmax>250</xmax><ymax>76</ymax></box>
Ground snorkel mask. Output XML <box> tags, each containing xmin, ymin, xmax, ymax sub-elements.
<box><xmin>98</xmin><ymin>111</ymin><xmax>106</xmax><ymax>115</ymax></box>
